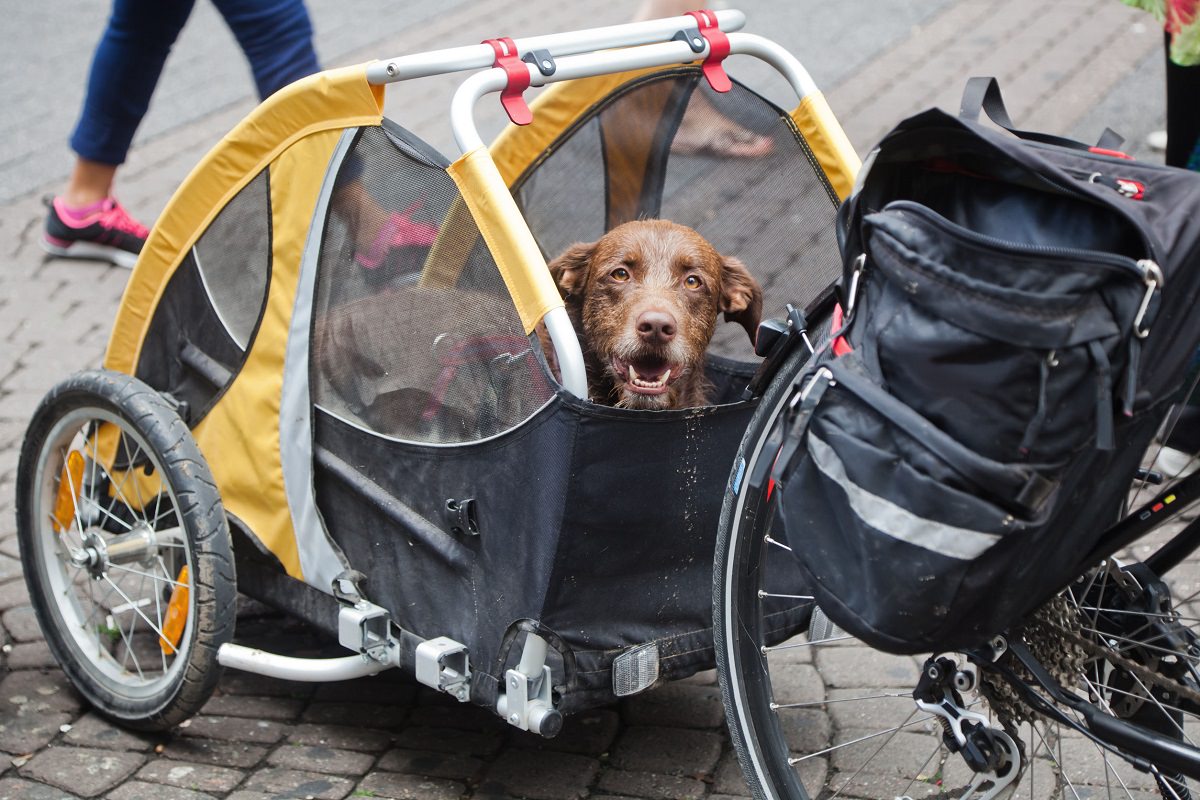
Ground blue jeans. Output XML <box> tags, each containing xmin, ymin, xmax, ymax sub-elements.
<box><xmin>70</xmin><ymin>0</ymin><xmax>321</xmax><ymax>165</ymax></box>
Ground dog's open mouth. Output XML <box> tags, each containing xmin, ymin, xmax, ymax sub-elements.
<box><xmin>612</xmin><ymin>355</ymin><xmax>681</xmax><ymax>396</ymax></box>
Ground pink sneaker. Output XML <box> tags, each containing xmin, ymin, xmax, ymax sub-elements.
<box><xmin>41</xmin><ymin>195</ymin><xmax>150</xmax><ymax>269</ymax></box>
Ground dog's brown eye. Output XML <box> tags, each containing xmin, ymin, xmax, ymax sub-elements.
<box><xmin>611</xmin><ymin>267</ymin><xmax>631</xmax><ymax>282</ymax></box>
<box><xmin>685</xmin><ymin>275</ymin><xmax>703</xmax><ymax>289</ymax></box>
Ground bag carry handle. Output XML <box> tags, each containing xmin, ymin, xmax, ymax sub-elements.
<box><xmin>959</xmin><ymin>77</ymin><xmax>1124</xmax><ymax>153</ymax></box>
<box><xmin>828</xmin><ymin>361</ymin><xmax>1055</xmax><ymax>515</ymax></box>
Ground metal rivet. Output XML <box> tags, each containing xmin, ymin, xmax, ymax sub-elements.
<box><xmin>542</xmin><ymin>60</ymin><xmax>552</xmax><ymax>70</ymax></box>
<box><xmin>508</xmin><ymin>713</ymin><xmax>520</xmax><ymax>724</ymax></box>
<box><xmin>693</xmin><ymin>37</ymin><xmax>703</xmax><ymax>47</ymax></box>
<box><xmin>385</xmin><ymin>63</ymin><xmax>397</xmax><ymax>76</ymax></box>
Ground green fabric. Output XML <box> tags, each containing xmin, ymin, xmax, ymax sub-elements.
<box><xmin>1123</xmin><ymin>0</ymin><xmax>1200</xmax><ymax>65</ymax></box>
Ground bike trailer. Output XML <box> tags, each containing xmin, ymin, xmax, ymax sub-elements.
<box><xmin>774</xmin><ymin>78</ymin><xmax>1200</xmax><ymax>654</ymax></box>
<box><xmin>72</xmin><ymin>12</ymin><xmax>856</xmax><ymax>726</ymax></box>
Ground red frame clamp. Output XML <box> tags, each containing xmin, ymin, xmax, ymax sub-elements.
<box><xmin>685</xmin><ymin>10</ymin><xmax>731</xmax><ymax>93</ymax></box>
<box><xmin>483</xmin><ymin>37</ymin><xmax>533</xmax><ymax>126</ymax></box>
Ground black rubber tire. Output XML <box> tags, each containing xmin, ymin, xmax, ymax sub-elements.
<box><xmin>715</xmin><ymin>342</ymin><xmax>821</xmax><ymax>800</ymax></box>
<box><xmin>16</xmin><ymin>369</ymin><xmax>236</xmax><ymax>730</ymax></box>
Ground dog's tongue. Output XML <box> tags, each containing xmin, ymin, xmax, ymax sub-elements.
<box><xmin>630</xmin><ymin>357</ymin><xmax>670</xmax><ymax>382</ymax></box>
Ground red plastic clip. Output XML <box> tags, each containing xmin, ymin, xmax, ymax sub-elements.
<box><xmin>1089</xmin><ymin>146</ymin><xmax>1134</xmax><ymax>160</ymax></box>
<box><xmin>685</xmin><ymin>10</ymin><xmax>731</xmax><ymax>93</ymax></box>
<box><xmin>483</xmin><ymin>37</ymin><xmax>532</xmax><ymax>126</ymax></box>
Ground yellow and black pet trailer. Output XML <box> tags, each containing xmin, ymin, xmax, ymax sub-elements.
<box><xmin>15</xmin><ymin>9</ymin><xmax>856</xmax><ymax>736</ymax></box>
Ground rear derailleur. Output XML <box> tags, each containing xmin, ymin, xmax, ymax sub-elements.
<box><xmin>903</xmin><ymin>655</ymin><xmax>1021</xmax><ymax>800</ymax></box>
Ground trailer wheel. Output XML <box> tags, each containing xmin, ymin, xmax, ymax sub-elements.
<box><xmin>16</xmin><ymin>370</ymin><xmax>236</xmax><ymax>730</ymax></box>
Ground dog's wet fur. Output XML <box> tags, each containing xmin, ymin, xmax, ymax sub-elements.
<box><xmin>545</xmin><ymin>220</ymin><xmax>762</xmax><ymax>410</ymax></box>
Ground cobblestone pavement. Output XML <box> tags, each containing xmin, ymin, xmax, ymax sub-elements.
<box><xmin>0</xmin><ymin>1</ymin><xmax>1178</xmax><ymax>798</ymax></box>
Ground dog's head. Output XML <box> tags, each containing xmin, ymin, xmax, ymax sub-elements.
<box><xmin>548</xmin><ymin>219</ymin><xmax>762</xmax><ymax>409</ymax></box>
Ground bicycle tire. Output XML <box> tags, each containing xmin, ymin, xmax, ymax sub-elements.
<box><xmin>16</xmin><ymin>370</ymin><xmax>236</xmax><ymax>730</ymax></box>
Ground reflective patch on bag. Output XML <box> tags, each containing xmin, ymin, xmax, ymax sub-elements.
<box><xmin>807</xmin><ymin>431</ymin><xmax>1001</xmax><ymax>560</ymax></box>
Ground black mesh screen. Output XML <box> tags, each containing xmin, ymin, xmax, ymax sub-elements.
<box><xmin>513</xmin><ymin>68</ymin><xmax>843</xmax><ymax>363</ymax></box>
<box><xmin>193</xmin><ymin>169</ymin><xmax>272</xmax><ymax>350</ymax></box>
<box><xmin>136</xmin><ymin>167</ymin><xmax>271</xmax><ymax>423</ymax></box>
<box><xmin>311</xmin><ymin>122</ymin><xmax>554</xmax><ymax>444</ymax></box>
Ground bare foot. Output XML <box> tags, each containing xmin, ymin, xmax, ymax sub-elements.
<box><xmin>672</xmin><ymin>92</ymin><xmax>774</xmax><ymax>159</ymax></box>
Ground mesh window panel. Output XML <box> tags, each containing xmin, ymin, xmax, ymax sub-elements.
<box><xmin>135</xmin><ymin>167</ymin><xmax>270</xmax><ymax>423</ymax></box>
<box><xmin>514</xmin><ymin>68</ymin><xmax>843</xmax><ymax>363</ymax></box>
<box><xmin>312</xmin><ymin>122</ymin><xmax>554</xmax><ymax>444</ymax></box>
<box><xmin>193</xmin><ymin>169</ymin><xmax>271</xmax><ymax>350</ymax></box>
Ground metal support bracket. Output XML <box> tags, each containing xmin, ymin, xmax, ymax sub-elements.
<box><xmin>415</xmin><ymin>637</ymin><xmax>472</xmax><ymax>702</ymax></box>
<box><xmin>495</xmin><ymin>633</ymin><xmax>563</xmax><ymax>737</ymax></box>
<box><xmin>337</xmin><ymin>599</ymin><xmax>400</xmax><ymax>667</ymax></box>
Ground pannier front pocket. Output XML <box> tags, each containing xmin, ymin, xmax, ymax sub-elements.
<box><xmin>857</xmin><ymin>201</ymin><xmax>1154</xmax><ymax>466</ymax></box>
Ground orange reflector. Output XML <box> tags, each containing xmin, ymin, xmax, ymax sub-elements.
<box><xmin>159</xmin><ymin>565</ymin><xmax>190</xmax><ymax>655</ymax></box>
<box><xmin>52</xmin><ymin>450</ymin><xmax>86</xmax><ymax>533</ymax></box>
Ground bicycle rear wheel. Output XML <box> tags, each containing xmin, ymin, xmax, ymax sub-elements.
<box><xmin>715</xmin><ymin>348</ymin><xmax>1200</xmax><ymax>799</ymax></box>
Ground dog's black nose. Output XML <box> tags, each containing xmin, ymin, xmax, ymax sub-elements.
<box><xmin>636</xmin><ymin>310</ymin><xmax>677</xmax><ymax>343</ymax></box>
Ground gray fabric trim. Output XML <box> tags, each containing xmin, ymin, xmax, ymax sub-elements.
<box><xmin>280</xmin><ymin>128</ymin><xmax>357</xmax><ymax>594</ymax></box>
<box><xmin>807</xmin><ymin>431</ymin><xmax>1001</xmax><ymax>560</ymax></box>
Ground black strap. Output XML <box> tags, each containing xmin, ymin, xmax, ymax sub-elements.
<box><xmin>959</xmin><ymin>77</ymin><xmax>1125</xmax><ymax>152</ymax></box>
<box><xmin>830</xmin><ymin>361</ymin><xmax>1054</xmax><ymax>514</ymax></box>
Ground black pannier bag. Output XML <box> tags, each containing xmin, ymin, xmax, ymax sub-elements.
<box><xmin>775</xmin><ymin>79</ymin><xmax>1200</xmax><ymax>654</ymax></box>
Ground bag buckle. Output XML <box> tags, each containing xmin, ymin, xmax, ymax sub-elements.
<box><xmin>1133</xmin><ymin>259</ymin><xmax>1164</xmax><ymax>339</ymax></box>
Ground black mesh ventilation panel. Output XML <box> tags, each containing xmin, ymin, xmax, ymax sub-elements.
<box><xmin>136</xmin><ymin>168</ymin><xmax>271</xmax><ymax>424</ymax></box>
<box><xmin>513</xmin><ymin>68</ymin><xmax>844</xmax><ymax>369</ymax></box>
<box><xmin>312</xmin><ymin>121</ymin><xmax>554</xmax><ymax>444</ymax></box>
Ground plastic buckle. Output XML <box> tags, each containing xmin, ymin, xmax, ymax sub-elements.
<box><xmin>483</xmin><ymin>37</ymin><xmax>533</xmax><ymax>125</ymax></box>
<box><xmin>684</xmin><ymin>9</ymin><xmax>731</xmax><ymax>93</ymax></box>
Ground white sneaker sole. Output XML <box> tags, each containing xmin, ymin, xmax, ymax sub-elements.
<box><xmin>41</xmin><ymin>236</ymin><xmax>139</xmax><ymax>269</ymax></box>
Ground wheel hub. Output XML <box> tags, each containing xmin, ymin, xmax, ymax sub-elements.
<box><xmin>70</xmin><ymin>525</ymin><xmax>160</xmax><ymax>578</ymax></box>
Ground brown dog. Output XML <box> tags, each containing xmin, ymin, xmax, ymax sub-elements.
<box><xmin>545</xmin><ymin>219</ymin><xmax>762</xmax><ymax>410</ymax></box>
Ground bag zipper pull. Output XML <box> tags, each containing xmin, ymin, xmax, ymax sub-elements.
<box><xmin>1133</xmin><ymin>259</ymin><xmax>1164</xmax><ymax>339</ymax></box>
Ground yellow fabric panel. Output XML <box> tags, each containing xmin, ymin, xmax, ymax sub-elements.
<box><xmin>187</xmin><ymin>131</ymin><xmax>340</xmax><ymax>580</ymax></box>
<box><xmin>489</xmin><ymin>65</ymin><xmax>674</xmax><ymax>187</ymax></box>
<box><xmin>789</xmin><ymin>92</ymin><xmax>860</xmax><ymax>201</ymax></box>
<box><xmin>418</xmin><ymin>196</ymin><xmax>477</xmax><ymax>289</ymax></box>
<box><xmin>104</xmin><ymin>64</ymin><xmax>385</xmax><ymax>376</ymax></box>
<box><xmin>447</xmin><ymin>147</ymin><xmax>564</xmax><ymax>334</ymax></box>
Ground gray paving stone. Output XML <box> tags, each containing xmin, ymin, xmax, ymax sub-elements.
<box><xmin>406</xmin><ymin>700</ymin><xmax>505</xmax><ymax>732</ymax></box>
<box><xmin>609</xmin><ymin>725</ymin><xmax>723</xmax><ymax>776</ymax></box>
<box><xmin>312</xmin><ymin>676</ymin><xmax>418</xmax><ymax>706</ymax></box>
<box><xmin>712</xmin><ymin>752</ymin><xmax>753</xmax><ymax>796</ymax></box>
<box><xmin>0</xmin><ymin>671</ymin><xmax>81</xmax><ymax>716</ymax></box>
<box><xmin>0</xmin><ymin>712</ymin><xmax>73</xmax><ymax>755</ymax></box>
<box><xmin>0</xmin><ymin>555</ymin><xmax>21</xmax><ymax>584</ymax></box>
<box><xmin>477</xmin><ymin>749</ymin><xmax>598</xmax><ymax>800</ymax></box>
<box><xmin>0</xmin><ymin>578</ymin><xmax>30</xmax><ymax>611</ymax></box>
<box><xmin>376</xmin><ymin>747</ymin><xmax>484</xmax><ymax>782</ymax></box>
<box><xmin>62</xmin><ymin>712</ymin><xmax>157</xmax><ymax>752</ymax></box>
<box><xmin>225</xmin><ymin>793</ymin><xmax>276</xmax><ymax>800</ymax></box>
<box><xmin>0</xmin><ymin>777</ymin><xmax>80</xmax><ymax>799</ymax></box>
<box><xmin>621</xmin><ymin>682</ymin><xmax>726</xmax><ymax>729</ymax></box>
<box><xmin>177</xmin><ymin>715</ymin><xmax>285</xmax><ymax>744</ymax></box>
<box><xmin>286</xmin><ymin>723</ymin><xmax>393</xmax><ymax>753</ymax></box>
<box><xmin>266</xmin><ymin>743</ymin><xmax>376</xmax><ymax>776</ymax></box>
<box><xmin>594</xmin><ymin>769</ymin><xmax>708</xmax><ymax>800</ymax></box>
<box><xmin>216</xmin><ymin>672</ymin><xmax>314</xmax><ymax>699</ymax></box>
<box><xmin>158</xmin><ymin>736</ymin><xmax>269</xmax><ymax>769</ymax></box>
<box><xmin>2</xmin><ymin>606</ymin><xmax>43</xmax><ymax>642</ymax></box>
<box><xmin>19</xmin><ymin>746</ymin><xmax>145</xmax><ymax>798</ymax></box>
<box><xmin>239</xmin><ymin>766</ymin><xmax>355</xmax><ymax>799</ymax></box>
<box><xmin>391</xmin><ymin>725</ymin><xmax>505</xmax><ymax>757</ymax></box>
<box><xmin>199</xmin><ymin>692</ymin><xmax>305</xmax><ymax>721</ymax></box>
<box><xmin>355</xmin><ymin>769</ymin><xmax>465</xmax><ymax>800</ymax></box>
<box><xmin>107</xmin><ymin>781</ymin><xmax>217</xmax><ymax>800</ymax></box>
<box><xmin>301</xmin><ymin>701</ymin><xmax>408</xmax><ymax>729</ymax></box>
<box><xmin>6</xmin><ymin>642</ymin><xmax>62</xmax><ymax>670</ymax></box>
<box><xmin>135</xmin><ymin>758</ymin><xmax>244</xmax><ymax>793</ymax></box>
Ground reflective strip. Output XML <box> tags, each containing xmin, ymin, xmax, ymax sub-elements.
<box><xmin>789</xmin><ymin>92</ymin><xmax>860</xmax><ymax>201</ymax></box>
<box><xmin>279</xmin><ymin>128</ymin><xmax>356</xmax><ymax>593</ymax></box>
<box><xmin>807</xmin><ymin>432</ymin><xmax>1001</xmax><ymax>560</ymax></box>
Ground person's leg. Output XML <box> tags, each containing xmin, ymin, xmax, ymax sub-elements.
<box><xmin>210</xmin><ymin>0</ymin><xmax>320</xmax><ymax>100</ymax></box>
<box><xmin>1165</xmin><ymin>49</ymin><xmax>1200</xmax><ymax>170</ymax></box>
<box><xmin>46</xmin><ymin>0</ymin><xmax>194</xmax><ymax>267</ymax></box>
<box><xmin>67</xmin><ymin>0</ymin><xmax>196</xmax><ymax>195</ymax></box>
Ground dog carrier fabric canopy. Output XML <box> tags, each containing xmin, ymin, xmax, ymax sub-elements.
<box><xmin>100</xmin><ymin>60</ymin><xmax>851</xmax><ymax>709</ymax></box>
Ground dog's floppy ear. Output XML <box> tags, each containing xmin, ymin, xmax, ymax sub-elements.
<box><xmin>547</xmin><ymin>241</ymin><xmax>596</xmax><ymax>303</ymax></box>
<box><xmin>720</xmin><ymin>256</ymin><xmax>764</xmax><ymax>346</ymax></box>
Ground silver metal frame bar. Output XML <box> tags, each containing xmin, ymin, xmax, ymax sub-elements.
<box><xmin>365</xmin><ymin>10</ymin><xmax>746</xmax><ymax>84</ymax></box>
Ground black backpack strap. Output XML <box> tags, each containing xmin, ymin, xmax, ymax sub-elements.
<box><xmin>959</xmin><ymin>77</ymin><xmax>1125</xmax><ymax>152</ymax></box>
